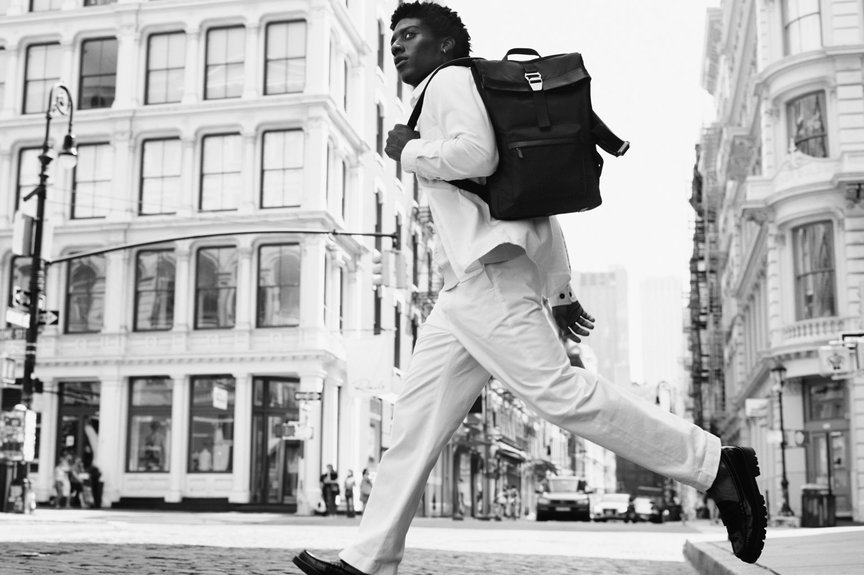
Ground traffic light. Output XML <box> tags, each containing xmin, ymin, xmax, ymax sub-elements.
<box><xmin>371</xmin><ymin>250</ymin><xmax>384</xmax><ymax>287</ymax></box>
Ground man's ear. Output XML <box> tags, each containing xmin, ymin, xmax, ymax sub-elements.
<box><xmin>440</xmin><ymin>37</ymin><xmax>455</xmax><ymax>55</ymax></box>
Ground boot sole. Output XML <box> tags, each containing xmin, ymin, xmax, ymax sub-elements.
<box><xmin>724</xmin><ymin>446</ymin><xmax>768</xmax><ymax>563</ymax></box>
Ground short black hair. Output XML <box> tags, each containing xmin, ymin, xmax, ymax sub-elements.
<box><xmin>390</xmin><ymin>1</ymin><xmax>471</xmax><ymax>58</ymax></box>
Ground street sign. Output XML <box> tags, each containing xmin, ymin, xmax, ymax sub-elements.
<box><xmin>818</xmin><ymin>344</ymin><xmax>854</xmax><ymax>377</ymax></box>
<box><xmin>294</xmin><ymin>391</ymin><xmax>322</xmax><ymax>402</ymax></box>
<box><xmin>11</xmin><ymin>288</ymin><xmax>44</xmax><ymax>311</ymax></box>
<box><xmin>38</xmin><ymin>309</ymin><xmax>59</xmax><ymax>326</ymax></box>
<box><xmin>5</xmin><ymin>308</ymin><xmax>29</xmax><ymax>328</ymax></box>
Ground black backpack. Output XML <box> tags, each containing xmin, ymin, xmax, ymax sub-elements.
<box><xmin>407</xmin><ymin>48</ymin><xmax>629</xmax><ymax>220</ymax></box>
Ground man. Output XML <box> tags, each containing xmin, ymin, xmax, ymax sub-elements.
<box><xmin>320</xmin><ymin>464</ymin><xmax>339</xmax><ymax>516</ymax></box>
<box><xmin>294</xmin><ymin>3</ymin><xmax>766</xmax><ymax>574</ymax></box>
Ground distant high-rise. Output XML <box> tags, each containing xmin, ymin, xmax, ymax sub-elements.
<box><xmin>640</xmin><ymin>276</ymin><xmax>686</xmax><ymax>413</ymax></box>
<box><xmin>574</xmin><ymin>268</ymin><xmax>631</xmax><ymax>385</ymax></box>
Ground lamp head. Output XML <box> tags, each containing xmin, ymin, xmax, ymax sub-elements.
<box><xmin>58</xmin><ymin>132</ymin><xmax>78</xmax><ymax>170</ymax></box>
<box><xmin>770</xmin><ymin>363</ymin><xmax>787</xmax><ymax>389</ymax></box>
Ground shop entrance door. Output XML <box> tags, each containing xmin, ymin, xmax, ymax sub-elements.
<box><xmin>57</xmin><ymin>382</ymin><xmax>100</xmax><ymax>467</ymax></box>
<box><xmin>250</xmin><ymin>377</ymin><xmax>301</xmax><ymax>508</ymax></box>
<box><xmin>807</xmin><ymin>430</ymin><xmax>852</xmax><ymax>516</ymax></box>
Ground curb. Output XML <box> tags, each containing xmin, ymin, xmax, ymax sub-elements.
<box><xmin>683</xmin><ymin>540</ymin><xmax>776</xmax><ymax>575</ymax></box>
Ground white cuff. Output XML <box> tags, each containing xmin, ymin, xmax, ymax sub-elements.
<box><xmin>400</xmin><ymin>139</ymin><xmax>422</xmax><ymax>174</ymax></box>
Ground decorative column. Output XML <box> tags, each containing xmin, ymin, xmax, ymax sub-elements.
<box><xmin>172</xmin><ymin>242</ymin><xmax>192</xmax><ymax>335</ymax></box>
<box><xmin>60</xmin><ymin>37</ymin><xmax>75</xmax><ymax>85</ymax></box>
<box><xmin>98</xmin><ymin>373</ymin><xmax>126</xmax><ymax>507</ymax></box>
<box><xmin>297</xmin><ymin>372</ymin><xmax>325</xmax><ymax>515</ymax></box>
<box><xmin>229</xmin><ymin>372</ymin><xmax>253</xmax><ymax>503</ymax></box>
<box><xmin>179</xmin><ymin>135</ymin><xmax>197</xmax><ymax>216</ymax></box>
<box><xmin>182</xmin><ymin>28</ymin><xmax>201</xmax><ymax>105</ymax></box>
<box><xmin>239</xmin><ymin>130</ymin><xmax>257</xmax><ymax>214</ymax></box>
<box><xmin>303</xmin><ymin>116</ymin><xmax>328</xmax><ymax>211</ymax></box>
<box><xmin>300</xmin><ymin>236</ymin><xmax>326</xmax><ymax>330</ymax></box>
<box><xmin>766</xmin><ymin>217</ymin><xmax>784</xmax><ymax>348</ymax></box>
<box><xmin>113</xmin><ymin>27</ymin><xmax>139</xmax><ymax>109</ymax></box>
<box><xmin>234</xmin><ymin>242</ymin><xmax>254</xmax><ymax>331</ymax></box>
<box><xmin>165</xmin><ymin>373</ymin><xmax>190</xmax><ymax>503</ymax></box>
<box><xmin>0</xmin><ymin>43</ymin><xmax>19</xmax><ymax>117</ymax></box>
<box><xmin>109</xmin><ymin>130</ymin><xmax>135</xmax><ymax>221</ymax></box>
<box><xmin>306</xmin><ymin>5</ymin><xmax>331</xmax><ymax>95</ymax></box>
<box><xmin>0</xmin><ymin>147</ymin><xmax>12</xmax><ymax>222</ymax></box>
<box><xmin>242</xmin><ymin>24</ymin><xmax>260</xmax><ymax>100</ymax></box>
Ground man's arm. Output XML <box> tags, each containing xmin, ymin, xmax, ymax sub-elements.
<box><xmin>388</xmin><ymin>67</ymin><xmax>498</xmax><ymax>181</ymax></box>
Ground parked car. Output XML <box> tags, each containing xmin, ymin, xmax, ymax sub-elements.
<box><xmin>625</xmin><ymin>495</ymin><xmax>664</xmax><ymax>523</ymax></box>
<box><xmin>592</xmin><ymin>492</ymin><xmax>631</xmax><ymax>522</ymax></box>
<box><xmin>535</xmin><ymin>477</ymin><xmax>591</xmax><ymax>522</ymax></box>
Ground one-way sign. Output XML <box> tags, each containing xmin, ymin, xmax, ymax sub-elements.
<box><xmin>294</xmin><ymin>391</ymin><xmax>322</xmax><ymax>401</ymax></box>
<box><xmin>39</xmin><ymin>310</ymin><xmax>59</xmax><ymax>326</ymax></box>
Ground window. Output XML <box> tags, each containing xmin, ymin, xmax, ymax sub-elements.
<box><xmin>189</xmin><ymin>376</ymin><xmax>234</xmax><ymax>472</ymax></box>
<box><xmin>394</xmin><ymin>304</ymin><xmax>401</xmax><ymax>369</ymax></box>
<box><xmin>84</xmin><ymin>0</ymin><xmax>117</xmax><ymax>6</ymax></box>
<box><xmin>16</xmin><ymin>148</ymin><xmax>40</xmax><ymax>210</ymax></box>
<box><xmin>201</xmin><ymin>133</ymin><xmax>241</xmax><ymax>211</ymax></box>
<box><xmin>261</xmin><ymin>129</ymin><xmax>304</xmax><ymax>208</ymax></box>
<box><xmin>257</xmin><ymin>244</ymin><xmax>301</xmax><ymax>327</ymax></box>
<box><xmin>783</xmin><ymin>0</ymin><xmax>822</xmax><ymax>55</ymax></box>
<box><xmin>806</xmin><ymin>380</ymin><xmax>846</xmax><ymax>421</ymax></box>
<box><xmin>30</xmin><ymin>0</ymin><xmax>62</xmax><ymax>11</ymax></box>
<box><xmin>195</xmin><ymin>246</ymin><xmax>237</xmax><ymax>329</ymax></box>
<box><xmin>343</xmin><ymin>61</ymin><xmax>349</xmax><ymax>111</ymax></box>
<box><xmin>205</xmin><ymin>26</ymin><xmax>244</xmax><ymax>100</ymax></box>
<box><xmin>72</xmin><ymin>143</ymin><xmax>112</xmax><ymax>219</ymax></box>
<box><xmin>374</xmin><ymin>193</ymin><xmax>383</xmax><ymax>335</ymax></box>
<box><xmin>146</xmin><ymin>32</ymin><xmax>185</xmax><ymax>105</ymax></box>
<box><xmin>24</xmin><ymin>43</ymin><xmax>61</xmax><ymax>114</ymax></box>
<box><xmin>79</xmin><ymin>38</ymin><xmax>117</xmax><ymax>110</ymax></box>
<box><xmin>134</xmin><ymin>250</ymin><xmax>175</xmax><ymax>331</ymax></box>
<box><xmin>793</xmin><ymin>221</ymin><xmax>835</xmax><ymax>320</ymax></box>
<box><xmin>265</xmin><ymin>21</ymin><xmax>306</xmax><ymax>95</ymax></box>
<box><xmin>376</xmin><ymin>104</ymin><xmax>384</xmax><ymax>156</ymax></box>
<box><xmin>65</xmin><ymin>255</ymin><xmax>105</xmax><ymax>334</ymax></box>
<box><xmin>788</xmin><ymin>92</ymin><xmax>827</xmax><ymax>157</ymax></box>
<box><xmin>127</xmin><ymin>377</ymin><xmax>172</xmax><ymax>472</ymax></box>
<box><xmin>341</xmin><ymin>160</ymin><xmax>348</xmax><ymax>220</ymax></box>
<box><xmin>140</xmin><ymin>138</ymin><xmax>180</xmax><ymax>215</ymax></box>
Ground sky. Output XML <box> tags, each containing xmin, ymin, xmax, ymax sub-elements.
<box><xmin>445</xmin><ymin>0</ymin><xmax>721</xmax><ymax>381</ymax></box>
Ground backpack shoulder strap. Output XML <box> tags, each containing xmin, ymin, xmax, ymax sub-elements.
<box><xmin>406</xmin><ymin>57</ymin><xmax>476</xmax><ymax>130</ymax></box>
<box><xmin>406</xmin><ymin>57</ymin><xmax>491</xmax><ymax>204</ymax></box>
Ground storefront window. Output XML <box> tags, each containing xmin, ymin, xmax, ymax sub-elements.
<box><xmin>807</xmin><ymin>380</ymin><xmax>846</xmax><ymax>421</ymax></box>
<box><xmin>127</xmin><ymin>377</ymin><xmax>172</xmax><ymax>472</ymax></box>
<box><xmin>189</xmin><ymin>376</ymin><xmax>235</xmax><ymax>472</ymax></box>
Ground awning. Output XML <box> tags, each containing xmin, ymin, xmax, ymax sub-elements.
<box><xmin>495</xmin><ymin>441</ymin><xmax>526</xmax><ymax>462</ymax></box>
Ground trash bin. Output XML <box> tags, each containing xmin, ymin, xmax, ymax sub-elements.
<box><xmin>800</xmin><ymin>484</ymin><xmax>836</xmax><ymax>527</ymax></box>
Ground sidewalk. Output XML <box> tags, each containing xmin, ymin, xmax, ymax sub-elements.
<box><xmin>684</xmin><ymin>523</ymin><xmax>864</xmax><ymax>575</ymax></box>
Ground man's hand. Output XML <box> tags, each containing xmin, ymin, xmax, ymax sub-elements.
<box><xmin>552</xmin><ymin>299</ymin><xmax>595</xmax><ymax>343</ymax></box>
<box><xmin>385</xmin><ymin>124</ymin><xmax>420</xmax><ymax>162</ymax></box>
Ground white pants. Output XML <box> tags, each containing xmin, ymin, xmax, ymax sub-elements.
<box><xmin>340</xmin><ymin>254</ymin><xmax>720</xmax><ymax>575</ymax></box>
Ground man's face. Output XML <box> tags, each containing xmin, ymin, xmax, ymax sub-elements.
<box><xmin>391</xmin><ymin>17</ymin><xmax>450</xmax><ymax>87</ymax></box>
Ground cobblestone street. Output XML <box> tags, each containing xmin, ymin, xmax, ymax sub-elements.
<box><xmin>2</xmin><ymin>543</ymin><xmax>698</xmax><ymax>575</ymax></box>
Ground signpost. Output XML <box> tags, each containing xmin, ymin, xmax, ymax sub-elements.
<box><xmin>294</xmin><ymin>391</ymin><xmax>322</xmax><ymax>402</ymax></box>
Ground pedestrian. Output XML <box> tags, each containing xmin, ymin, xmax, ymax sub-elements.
<box><xmin>320</xmin><ymin>464</ymin><xmax>339</xmax><ymax>517</ymax></box>
<box><xmin>53</xmin><ymin>454</ymin><xmax>71</xmax><ymax>509</ymax></box>
<box><xmin>359</xmin><ymin>469</ymin><xmax>373</xmax><ymax>513</ymax></box>
<box><xmin>294</xmin><ymin>3</ymin><xmax>766</xmax><ymax>574</ymax></box>
<box><xmin>344</xmin><ymin>470</ymin><xmax>356</xmax><ymax>518</ymax></box>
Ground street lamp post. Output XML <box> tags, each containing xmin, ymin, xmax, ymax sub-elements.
<box><xmin>770</xmin><ymin>363</ymin><xmax>794</xmax><ymax>517</ymax></box>
<box><xmin>21</xmin><ymin>83</ymin><xmax>77</xmax><ymax>408</ymax></box>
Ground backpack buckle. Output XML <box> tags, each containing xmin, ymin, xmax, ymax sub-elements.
<box><xmin>524</xmin><ymin>72</ymin><xmax>543</xmax><ymax>91</ymax></box>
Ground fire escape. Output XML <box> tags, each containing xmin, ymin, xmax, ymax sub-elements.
<box><xmin>688</xmin><ymin>128</ymin><xmax>725</xmax><ymax>434</ymax></box>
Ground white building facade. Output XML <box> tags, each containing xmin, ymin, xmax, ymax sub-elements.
<box><xmin>699</xmin><ymin>0</ymin><xmax>864</xmax><ymax>522</ymax></box>
<box><xmin>0</xmin><ymin>0</ymin><xmax>432</xmax><ymax>513</ymax></box>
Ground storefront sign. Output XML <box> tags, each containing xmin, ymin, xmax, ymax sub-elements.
<box><xmin>0</xmin><ymin>410</ymin><xmax>25</xmax><ymax>460</ymax></box>
<box><xmin>818</xmin><ymin>344</ymin><xmax>853</xmax><ymax>377</ymax></box>
<box><xmin>212</xmin><ymin>385</ymin><xmax>229</xmax><ymax>410</ymax></box>
<box><xmin>745</xmin><ymin>398</ymin><xmax>770</xmax><ymax>418</ymax></box>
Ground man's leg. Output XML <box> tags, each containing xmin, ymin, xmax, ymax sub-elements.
<box><xmin>447</xmin><ymin>255</ymin><xmax>721</xmax><ymax>490</ymax></box>
<box><xmin>337</xmin><ymin>303</ymin><xmax>491</xmax><ymax>575</ymax></box>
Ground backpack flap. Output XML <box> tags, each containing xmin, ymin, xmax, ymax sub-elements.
<box><xmin>474</xmin><ymin>54</ymin><xmax>590</xmax><ymax>94</ymax></box>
